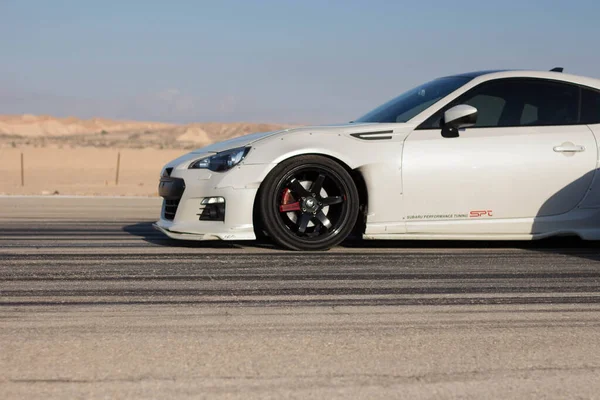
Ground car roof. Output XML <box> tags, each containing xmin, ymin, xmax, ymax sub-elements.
<box><xmin>449</xmin><ymin>70</ymin><xmax>511</xmax><ymax>78</ymax></box>
<box><xmin>442</xmin><ymin>69</ymin><xmax>600</xmax><ymax>90</ymax></box>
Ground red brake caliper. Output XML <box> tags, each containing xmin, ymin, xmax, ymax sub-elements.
<box><xmin>279</xmin><ymin>188</ymin><xmax>301</xmax><ymax>212</ymax></box>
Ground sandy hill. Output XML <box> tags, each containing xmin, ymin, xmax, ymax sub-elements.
<box><xmin>174</xmin><ymin>122</ymin><xmax>293</xmax><ymax>143</ymax></box>
<box><xmin>0</xmin><ymin>115</ymin><xmax>293</xmax><ymax>149</ymax></box>
<box><xmin>0</xmin><ymin>114</ymin><xmax>175</xmax><ymax>137</ymax></box>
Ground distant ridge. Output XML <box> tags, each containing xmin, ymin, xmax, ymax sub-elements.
<box><xmin>0</xmin><ymin>114</ymin><xmax>175</xmax><ymax>137</ymax></box>
<box><xmin>0</xmin><ymin>114</ymin><xmax>294</xmax><ymax>149</ymax></box>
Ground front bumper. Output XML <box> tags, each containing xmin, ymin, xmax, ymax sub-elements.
<box><xmin>154</xmin><ymin>164</ymin><xmax>274</xmax><ymax>241</ymax></box>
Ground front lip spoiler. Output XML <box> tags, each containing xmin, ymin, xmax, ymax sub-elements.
<box><xmin>152</xmin><ymin>223</ymin><xmax>256</xmax><ymax>241</ymax></box>
<box><xmin>153</xmin><ymin>223</ymin><xmax>211</xmax><ymax>240</ymax></box>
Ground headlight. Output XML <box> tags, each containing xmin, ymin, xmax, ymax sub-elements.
<box><xmin>188</xmin><ymin>147</ymin><xmax>251</xmax><ymax>172</ymax></box>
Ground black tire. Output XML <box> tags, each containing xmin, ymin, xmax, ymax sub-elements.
<box><xmin>257</xmin><ymin>155</ymin><xmax>359</xmax><ymax>251</ymax></box>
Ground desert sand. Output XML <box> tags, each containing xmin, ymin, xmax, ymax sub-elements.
<box><xmin>0</xmin><ymin>147</ymin><xmax>186</xmax><ymax>196</ymax></box>
<box><xmin>0</xmin><ymin>115</ymin><xmax>293</xmax><ymax>196</ymax></box>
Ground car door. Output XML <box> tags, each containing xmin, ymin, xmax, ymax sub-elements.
<box><xmin>401</xmin><ymin>78</ymin><xmax>598</xmax><ymax>235</ymax></box>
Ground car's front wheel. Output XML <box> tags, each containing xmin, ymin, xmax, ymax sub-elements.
<box><xmin>257</xmin><ymin>155</ymin><xmax>359</xmax><ymax>251</ymax></box>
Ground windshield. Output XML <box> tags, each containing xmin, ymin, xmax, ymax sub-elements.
<box><xmin>355</xmin><ymin>76</ymin><xmax>472</xmax><ymax>123</ymax></box>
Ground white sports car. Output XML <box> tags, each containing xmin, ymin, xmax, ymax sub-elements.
<box><xmin>155</xmin><ymin>68</ymin><xmax>600</xmax><ymax>250</ymax></box>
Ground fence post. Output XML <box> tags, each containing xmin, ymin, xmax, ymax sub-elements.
<box><xmin>20</xmin><ymin>152</ymin><xmax>24</xmax><ymax>186</ymax></box>
<box><xmin>115</xmin><ymin>152</ymin><xmax>121</xmax><ymax>186</ymax></box>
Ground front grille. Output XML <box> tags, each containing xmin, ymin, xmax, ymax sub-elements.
<box><xmin>158</xmin><ymin>175</ymin><xmax>185</xmax><ymax>221</ymax></box>
<box><xmin>163</xmin><ymin>199</ymin><xmax>180</xmax><ymax>221</ymax></box>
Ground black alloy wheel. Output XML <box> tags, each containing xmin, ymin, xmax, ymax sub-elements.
<box><xmin>257</xmin><ymin>155</ymin><xmax>359</xmax><ymax>251</ymax></box>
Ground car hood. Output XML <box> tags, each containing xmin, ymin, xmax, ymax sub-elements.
<box><xmin>163</xmin><ymin>122</ymin><xmax>393</xmax><ymax>171</ymax></box>
<box><xmin>189</xmin><ymin>122</ymin><xmax>380</xmax><ymax>154</ymax></box>
<box><xmin>189</xmin><ymin>130</ymin><xmax>284</xmax><ymax>154</ymax></box>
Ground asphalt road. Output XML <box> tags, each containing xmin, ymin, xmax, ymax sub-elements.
<box><xmin>1</xmin><ymin>197</ymin><xmax>600</xmax><ymax>399</ymax></box>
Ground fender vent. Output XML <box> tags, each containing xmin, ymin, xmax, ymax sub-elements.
<box><xmin>350</xmin><ymin>130</ymin><xmax>393</xmax><ymax>140</ymax></box>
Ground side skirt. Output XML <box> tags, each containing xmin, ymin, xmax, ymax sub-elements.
<box><xmin>362</xmin><ymin>232</ymin><xmax>580</xmax><ymax>241</ymax></box>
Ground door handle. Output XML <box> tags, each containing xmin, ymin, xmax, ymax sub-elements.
<box><xmin>553</xmin><ymin>143</ymin><xmax>585</xmax><ymax>153</ymax></box>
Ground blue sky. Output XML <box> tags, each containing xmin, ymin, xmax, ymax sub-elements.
<box><xmin>1</xmin><ymin>0</ymin><xmax>599</xmax><ymax>124</ymax></box>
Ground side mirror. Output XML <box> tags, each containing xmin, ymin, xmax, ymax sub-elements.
<box><xmin>441</xmin><ymin>104</ymin><xmax>478</xmax><ymax>138</ymax></box>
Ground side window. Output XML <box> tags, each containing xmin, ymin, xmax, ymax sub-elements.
<box><xmin>524</xmin><ymin>81</ymin><xmax>579</xmax><ymax>126</ymax></box>
<box><xmin>463</xmin><ymin>94</ymin><xmax>506</xmax><ymax>127</ymax></box>
<box><xmin>581</xmin><ymin>88</ymin><xmax>600</xmax><ymax>124</ymax></box>
<box><xmin>520</xmin><ymin>104</ymin><xmax>538</xmax><ymax>125</ymax></box>
<box><xmin>419</xmin><ymin>79</ymin><xmax>580</xmax><ymax>129</ymax></box>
